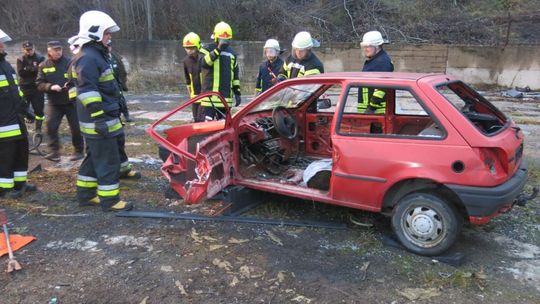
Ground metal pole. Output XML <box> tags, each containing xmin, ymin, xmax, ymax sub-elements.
<box><xmin>146</xmin><ymin>0</ymin><xmax>153</xmax><ymax>41</ymax></box>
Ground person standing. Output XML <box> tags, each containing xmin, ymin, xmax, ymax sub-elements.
<box><xmin>16</xmin><ymin>41</ymin><xmax>45</xmax><ymax>133</ymax></box>
<box><xmin>200</xmin><ymin>21</ymin><xmax>241</xmax><ymax>120</ymax></box>
<box><xmin>0</xmin><ymin>29</ymin><xmax>37</xmax><ymax>198</ymax></box>
<box><xmin>278</xmin><ymin>31</ymin><xmax>324</xmax><ymax>81</ymax></box>
<box><xmin>72</xmin><ymin>10</ymin><xmax>133</xmax><ymax>211</ymax></box>
<box><xmin>182</xmin><ymin>32</ymin><xmax>203</xmax><ymax>122</ymax></box>
<box><xmin>107</xmin><ymin>41</ymin><xmax>131</xmax><ymax>122</ymax></box>
<box><xmin>357</xmin><ymin>31</ymin><xmax>394</xmax><ymax>114</ymax></box>
<box><xmin>36</xmin><ymin>41</ymin><xmax>84</xmax><ymax>161</ymax></box>
<box><xmin>255</xmin><ymin>39</ymin><xmax>283</xmax><ymax>95</ymax></box>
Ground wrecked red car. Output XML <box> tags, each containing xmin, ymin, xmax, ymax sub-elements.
<box><xmin>148</xmin><ymin>72</ymin><xmax>535</xmax><ymax>256</ymax></box>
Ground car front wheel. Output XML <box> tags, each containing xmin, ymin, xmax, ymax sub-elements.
<box><xmin>391</xmin><ymin>192</ymin><xmax>462</xmax><ymax>256</ymax></box>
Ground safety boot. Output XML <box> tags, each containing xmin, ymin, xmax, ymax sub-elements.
<box><xmin>69</xmin><ymin>152</ymin><xmax>84</xmax><ymax>161</ymax></box>
<box><xmin>44</xmin><ymin>151</ymin><xmax>61</xmax><ymax>162</ymax></box>
<box><xmin>8</xmin><ymin>183</ymin><xmax>37</xmax><ymax>198</ymax></box>
<box><xmin>120</xmin><ymin>170</ymin><xmax>142</xmax><ymax>179</ymax></box>
<box><xmin>102</xmin><ymin>200</ymin><xmax>133</xmax><ymax>212</ymax></box>
<box><xmin>78</xmin><ymin>196</ymin><xmax>100</xmax><ymax>207</ymax></box>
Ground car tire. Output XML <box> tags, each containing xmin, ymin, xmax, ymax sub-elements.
<box><xmin>391</xmin><ymin>192</ymin><xmax>462</xmax><ymax>256</ymax></box>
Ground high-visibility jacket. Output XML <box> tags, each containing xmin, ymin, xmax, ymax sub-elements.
<box><xmin>357</xmin><ymin>49</ymin><xmax>394</xmax><ymax>114</ymax></box>
<box><xmin>16</xmin><ymin>53</ymin><xmax>45</xmax><ymax>88</ymax></box>
<box><xmin>73</xmin><ymin>42</ymin><xmax>123</xmax><ymax>139</ymax></box>
<box><xmin>0</xmin><ymin>52</ymin><xmax>27</xmax><ymax>142</ymax></box>
<box><xmin>255</xmin><ymin>57</ymin><xmax>283</xmax><ymax>93</ymax></box>
<box><xmin>183</xmin><ymin>54</ymin><xmax>202</xmax><ymax>98</ymax></box>
<box><xmin>36</xmin><ymin>55</ymin><xmax>72</xmax><ymax>105</ymax></box>
<box><xmin>200</xmin><ymin>43</ymin><xmax>240</xmax><ymax>107</ymax></box>
<box><xmin>278</xmin><ymin>52</ymin><xmax>324</xmax><ymax>80</ymax></box>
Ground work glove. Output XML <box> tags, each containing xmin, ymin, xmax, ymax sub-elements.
<box><xmin>276</xmin><ymin>74</ymin><xmax>287</xmax><ymax>82</ymax></box>
<box><xmin>217</xmin><ymin>39</ymin><xmax>229</xmax><ymax>51</ymax></box>
<box><xmin>234</xmin><ymin>94</ymin><xmax>242</xmax><ymax>107</ymax></box>
<box><xmin>94</xmin><ymin>120</ymin><xmax>109</xmax><ymax>138</ymax></box>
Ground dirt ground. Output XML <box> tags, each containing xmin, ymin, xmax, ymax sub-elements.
<box><xmin>1</xmin><ymin>91</ymin><xmax>539</xmax><ymax>304</ymax></box>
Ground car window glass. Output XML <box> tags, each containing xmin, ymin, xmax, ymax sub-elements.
<box><xmin>249</xmin><ymin>84</ymin><xmax>322</xmax><ymax>114</ymax></box>
<box><xmin>338</xmin><ymin>85</ymin><xmax>444</xmax><ymax>139</ymax></box>
<box><xmin>316</xmin><ymin>84</ymin><xmax>341</xmax><ymax>113</ymax></box>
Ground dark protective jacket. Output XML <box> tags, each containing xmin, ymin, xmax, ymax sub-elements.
<box><xmin>183</xmin><ymin>54</ymin><xmax>202</xmax><ymax>98</ymax></box>
<box><xmin>358</xmin><ymin>49</ymin><xmax>394</xmax><ymax>114</ymax></box>
<box><xmin>73</xmin><ymin>42</ymin><xmax>123</xmax><ymax>139</ymax></box>
<box><xmin>16</xmin><ymin>53</ymin><xmax>45</xmax><ymax>88</ymax></box>
<box><xmin>36</xmin><ymin>55</ymin><xmax>72</xmax><ymax>105</ymax></box>
<box><xmin>110</xmin><ymin>52</ymin><xmax>128</xmax><ymax>91</ymax></box>
<box><xmin>200</xmin><ymin>43</ymin><xmax>240</xmax><ymax>107</ymax></box>
<box><xmin>278</xmin><ymin>52</ymin><xmax>324</xmax><ymax>79</ymax></box>
<box><xmin>0</xmin><ymin>52</ymin><xmax>28</xmax><ymax>142</ymax></box>
<box><xmin>255</xmin><ymin>57</ymin><xmax>283</xmax><ymax>93</ymax></box>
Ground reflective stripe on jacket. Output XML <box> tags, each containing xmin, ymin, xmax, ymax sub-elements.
<box><xmin>278</xmin><ymin>52</ymin><xmax>324</xmax><ymax>80</ymax></box>
<box><xmin>0</xmin><ymin>52</ymin><xmax>26</xmax><ymax>142</ymax></box>
<box><xmin>200</xmin><ymin>43</ymin><xmax>240</xmax><ymax>107</ymax></box>
<box><xmin>357</xmin><ymin>49</ymin><xmax>394</xmax><ymax>114</ymax></box>
<box><xmin>36</xmin><ymin>56</ymin><xmax>72</xmax><ymax>105</ymax></box>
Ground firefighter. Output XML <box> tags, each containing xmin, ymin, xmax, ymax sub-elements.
<box><xmin>278</xmin><ymin>31</ymin><xmax>324</xmax><ymax>80</ymax></box>
<box><xmin>107</xmin><ymin>41</ymin><xmax>131</xmax><ymax>122</ymax></box>
<box><xmin>357</xmin><ymin>31</ymin><xmax>394</xmax><ymax>114</ymax></box>
<box><xmin>182</xmin><ymin>32</ymin><xmax>203</xmax><ymax>122</ymax></box>
<box><xmin>0</xmin><ymin>29</ymin><xmax>37</xmax><ymax>198</ymax></box>
<box><xmin>200</xmin><ymin>21</ymin><xmax>241</xmax><ymax>120</ymax></box>
<box><xmin>71</xmin><ymin>10</ymin><xmax>133</xmax><ymax>211</ymax></box>
<box><xmin>255</xmin><ymin>39</ymin><xmax>283</xmax><ymax>95</ymax></box>
<box><xmin>36</xmin><ymin>41</ymin><xmax>84</xmax><ymax>162</ymax></box>
<box><xmin>16</xmin><ymin>41</ymin><xmax>45</xmax><ymax>133</ymax></box>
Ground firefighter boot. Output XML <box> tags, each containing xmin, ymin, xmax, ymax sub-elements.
<box><xmin>78</xmin><ymin>196</ymin><xmax>100</xmax><ymax>207</ymax></box>
<box><xmin>102</xmin><ymin>200</ymin><xmax>133</xmax><ymax>212</ymax></box>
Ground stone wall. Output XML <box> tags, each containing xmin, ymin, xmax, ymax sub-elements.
<box><xmin>5</xmin><ymin>39</ymin><xmax>540</xmax><ymax>93</ymax></box>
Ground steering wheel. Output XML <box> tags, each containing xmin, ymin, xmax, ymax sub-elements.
<box><xmin>272</xmin><ymin>106</ymin><xmax>298</xmax><ymax>139</ymax></box>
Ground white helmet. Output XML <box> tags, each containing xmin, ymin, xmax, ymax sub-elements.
<box><xmin>292</xmin><ymin>31</ymin><xmax>320</xmax><ymax>49</ymax></box>
<box><xmin>68</xmin><ymin>35</ymin><xmax>81</xmax><ymax>54</ymax></box>
<box><xmin>0</xmin><ymin>29</ymin><xmax>12</xmax><ymax>43</ymax></box>
<box><xmin>264</xmin><ymin>39</ymin><xmax>280</xmax><ymax>52</ymax></box>
<box><xmin>75</xmin><ymin>10</ymin><xmax>120</xmax><ymax>46</ymax></box>
<box><xmin>360</xmin><ymin>31</ymin><xmax>387</xmax><ymax>47</ymax></box>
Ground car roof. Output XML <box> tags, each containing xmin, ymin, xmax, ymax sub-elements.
<box><xmin>304</xmin><ymin>72</ymin><xmax>451</xmax><ymax>83</ymax></box>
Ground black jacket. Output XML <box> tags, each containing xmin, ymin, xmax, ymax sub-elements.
<box><xmin>200</xmin><ymin>43</ymin><xmax>240</xmax><ymax>107</ymax></box>
<box><xmin>362</xmin><ymin>49</ymin><xmax>394</xmax><ymax>72</ymax></box>
<box><xmin>110</xmin><ymin>52</ymin><xmax>128</xmax><ymax>91</ymax></box>
<box><xmin>255</xmin><ymin>57</ymin><xmax>283</xmax><ymax>93</ymax></box>
<box><xmin>73</xmin><ymin>42</ymin><xmax>123</xmax><ymax>139</ymax></box>
<box><xmin>183</xmin><ymin>54</ymin><xmax>202</xmax><ymax>98</ymax></box>
<box><xmin>279</xmin><ymin>52</ymin><xmax>324</xmax><ymax>79</ymax></box>
<box><xmin>36</xmin><ymin>55</ymin><xmax>72</xmax><ymax>105</ymax></box>
<box><xmin>16</xmin><ymin>53</ymin><xmax>45</xmax><ymax>88</ymax></box>
<box><xmin>0</xmin><ymin>52</ymin><xmax>27</xmax><ymax>142</ymax></box>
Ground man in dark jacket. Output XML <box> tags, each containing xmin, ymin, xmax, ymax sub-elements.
<box><xmin>72</xmin><ymin>10</ymin><xmax>133</xmax><ymax>211</ymax></box>
<box><xmin>16</xmin><ymin>41</ymin><xmax>45</xmax><ymax>133</ymax></box>
<box><xmin>0</xmin><ymin>29</ymin><xmax>37</xmax><ymax>198</ymax></box>
<box><xmin>36</xmin><ymin>41</ymin><xmax>84</xmax><ymax>161</ymax></box>
<box><xmin>255</xmin><ymin>39</ymin><xmax>283</xmax><ymax>95</ymax></box>
<box><xmin>182</xmin><ymin>32</ymin><xmax>203</xmax><ymax>122</ymax></box>
<box><xmin>278</xmin><ymin>31</ymin><xmax>324</xmax><ymax>81</ymax></box>
<box><xmin>357</xmin><ymin>31</ymin><xmax>394</xmax><ymax>114</ymax></box>
<box><xmin>108</xmin><ymin>42</ymin><xmax>131</xmax><ymax>122</ymax></box>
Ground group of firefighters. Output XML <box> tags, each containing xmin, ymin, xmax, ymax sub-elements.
<box><xmin>0</xmin><ymin>10</ymin><xmax>393</xmax><ymax>211</ymax></box>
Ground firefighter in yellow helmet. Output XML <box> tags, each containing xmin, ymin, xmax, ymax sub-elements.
<box><xmin>199</xmin><ymin>21</ymin><xmax>241</xmax><ymax>120</ymax></box>
<box><xmin>182</xmin><ymin>32</ymin><xmax>203</xmax><ymax>122</ymax></box>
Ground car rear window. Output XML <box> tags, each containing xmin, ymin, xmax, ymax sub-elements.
<box><xmin>436</xmin><ymin>81</ymin><xmax>508</xmax><ymax>136</ymax></box>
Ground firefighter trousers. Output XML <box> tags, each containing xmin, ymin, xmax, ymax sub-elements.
<box><xmin>76</xmin><ymin>136</ymin><xmax>121</xmax><ymax>207</ymax></box>
<box><xmin>21</xmin><ymin>86</ymin><xmax>45</xmax><ymax>121</ymax></box>
<box><xmin>47</xmin><ymin>103</ymin><xmax>84</xmax><ymax>154</ymax></box>
<box><xmin>0</xmin><ymin>137</ymin><xmax>29</xmax><ymax>194</ymax></box>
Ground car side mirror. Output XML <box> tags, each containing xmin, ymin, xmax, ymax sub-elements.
<box><xmin>317</xmin><ymin>98</ymin><xmax>332</xmax><ymax>110</ymax></box>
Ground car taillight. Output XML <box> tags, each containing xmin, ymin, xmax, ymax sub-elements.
<box><xmin>476</xmin><ymin>148</ymin><xmax>508</xmax><ymax>178</ymax></box>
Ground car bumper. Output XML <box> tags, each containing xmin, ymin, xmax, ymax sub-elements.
<box><xmin>447</xmin><ymin>159</ymin><xmax>529</xmax><ymax>221</ymax></box>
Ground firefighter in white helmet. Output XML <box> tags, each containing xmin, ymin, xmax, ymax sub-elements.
<box><xmin>278</xmin><ymin>31</ymin><xmax>324</xmax><ymax>81</ymax></box>
<box><xmin>357</xmin><ymin>30</ymin><xmax>394</xmax><ymax>114</ymax></box>
<box><xmin>71</xmin><ymin>10</ymin><xmax>133</xmax><ymax>211</ymax></box>
<box><xmin>255</xmin><ymin>39</ymin><xmax>283</xmax><ymax>95</ymax></box>
<box><xmin>0</xmin><ymin>29</ymin><xmax>37</xmax><ymax>198</ymax></box>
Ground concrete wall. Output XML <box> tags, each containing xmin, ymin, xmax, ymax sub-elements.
<box><xmin>5</xmin><ymin>39</ymin><xmax>540</xmax><ymax>92</ymax></box>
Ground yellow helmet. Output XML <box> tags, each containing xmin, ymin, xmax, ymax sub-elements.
<box><xmin>182</xmin><ymin>32</ymin><xmax>201</xmax><ymax>49</ymax></box>
<box><xmin>212</xmin><ymin>21</ymin><xmax>233</xmax><ymax>40</ymax></box>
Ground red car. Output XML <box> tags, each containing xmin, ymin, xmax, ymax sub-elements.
<box><xmin>148</xmin><ymin>72</ymin><xmax>533</xmax><ymax>256</ymax></box>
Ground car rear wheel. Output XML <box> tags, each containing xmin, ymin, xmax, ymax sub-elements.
<box><xmin>391</xmin><ymin>192</ymin><xmax>462</xmax><ymax>256</ymax></box>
